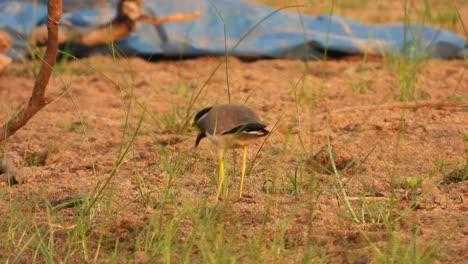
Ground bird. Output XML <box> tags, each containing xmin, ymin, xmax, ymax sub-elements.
<box><xmin>193</xmin><ymin>103</ymin><xmax>269</xmax><ymax>200</ymax></box>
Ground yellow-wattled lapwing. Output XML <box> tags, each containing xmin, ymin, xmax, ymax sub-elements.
<box><xmin>193</xmin><ymin>103</ymin><xmax>269</xmax><ymax>200</ymax></box>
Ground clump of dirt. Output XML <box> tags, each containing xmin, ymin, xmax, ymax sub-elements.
<box><xmin>305</xmin><ymin>143</ymin><xmax>358</xmax><ymax>174</ymax></box>
<box><xmin>443</xmin><ymin>166</ymin><xmax>468</xmax><ymax>184</ymax></box>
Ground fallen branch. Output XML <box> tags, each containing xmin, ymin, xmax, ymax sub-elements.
<box><xmin>137</xmin><ymin>11</ymin><xmax>202</xmax><ymax>24</ymax></box>
<box><xmin>347</xmin><ymin>196</ymin><xmax>390</xmax><ymax>201</ymax></box>
<box><xmin>316</xmin><ymin>100</ymin><xmax>467</xmax><ymax>119</ymax></box>
<box><xmin>30</xmin><ymin>0</ymin><xmax>202</xmax><ymax>46</ymax></box>
<box><xmin>0</xmin><ymin>0</ymin><xmax>62</xmax><ymax>140</ymax></box>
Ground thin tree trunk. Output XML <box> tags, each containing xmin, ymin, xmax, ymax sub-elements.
<box><xmin>0</xmin><ymin>0</ymin><xmax>62</xmax><ymax>141</ymax></box>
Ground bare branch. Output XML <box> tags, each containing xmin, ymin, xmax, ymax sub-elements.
<box><xmin>137</xmin><ymin>11</ymin><xmax>202</xmax><ymax>25</ymax></box>
<box><xmin>0</xmin><ymin>0</ymin><xmax>62</xmax><ymax>141</ymax></box>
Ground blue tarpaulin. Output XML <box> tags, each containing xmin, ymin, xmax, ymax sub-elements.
<box><xmin>1</xmin><ymin>0</ymin><xmax>466</xmax><ymax>60</ymax></box>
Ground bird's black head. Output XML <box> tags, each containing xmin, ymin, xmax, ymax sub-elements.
<box><xmin>193</xmin><ymin>106</ymin><xmax>212</xmax><ymax>147</ymax></box>
<box><xmin>193</xmin><ymin>106</ymin><xmax>212</xmax><ymax>127</ymax></box>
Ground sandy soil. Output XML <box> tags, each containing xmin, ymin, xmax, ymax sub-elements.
<box><xmin>0</xmin><ymin>53</ymin><xmax>466</xmax><ymax>262</ymax></box>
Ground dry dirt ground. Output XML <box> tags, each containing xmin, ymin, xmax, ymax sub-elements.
<box><xmin>1</xmin><ymin>53</ymin><xmax>467</xmax><ymax>262</ymax></box>
<box><xmin>0</xmin><ymin>1</ymin><xmax>467</xmax><ymax>263</ymax></box>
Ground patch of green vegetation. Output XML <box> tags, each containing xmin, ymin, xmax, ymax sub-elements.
<box><xmin>351</xmin><ymin>50</ymin><xmax>370</xmax><ymax>94</ymax></box>
<box><xmin>159</xmin><ymin>103</ymin><xmax>189</xmax><ymax>134</ymax></box>
<box><xmin>286</xmin><ymin>163</ymin><xmax>306</xmax><ymax>195</ymax></box>
<box><xmin>402</xmin><ymin>176</ymin><xmax>424</xmax><ymax>188</ymax></box>
<box><xmin>419</xmin><ymin>0</ymin><xmax>461</xmax><ymax>31</ymax></box>
<box><xmin>430</xmin><ymin>133</ymin><xmax>468</xmax><ymax>184</ymax></box>
<box><xmin>24</xmin><ymin>151</ymin><xmax>47</xmax><ymax>167</ymax></box>
<box><xmin>443</xmin><ymin>164</ymin><xmax>467</xmax><ymax>183</ymax></box>
<box><xmin>383</xmin><ymin>47</ymin><xmax>427</xmax><ymax>102</ymax></box>
<box><xmin>351</xmin><ymin>75</ymin><xmax>369</xmax><ymax>94</ymax></box>
<box><xmin>369</xmin><ymin>227</ymin><xmax>444</xmax><ymax>264</ymax></box>
<box><xmin>67</xmin><ymin>121</ymin><xmax>92</xmax><ymax>132</ymax></box>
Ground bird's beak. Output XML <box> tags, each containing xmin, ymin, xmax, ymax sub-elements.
<box><xmin>195</xmin><ymin>132</ymin><xmax>206</xmax><ymax>147</ymax></box>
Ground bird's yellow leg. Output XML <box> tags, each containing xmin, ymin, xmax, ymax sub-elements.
<box><xmin>239</xmin><ymin>146</ymin><xmax>247</xmax><ymax>198</ymax></box>
<box><xmin>215</xmin><ymin>150</ymin><xmax>225</xmax><ymax>201</ymax></box>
